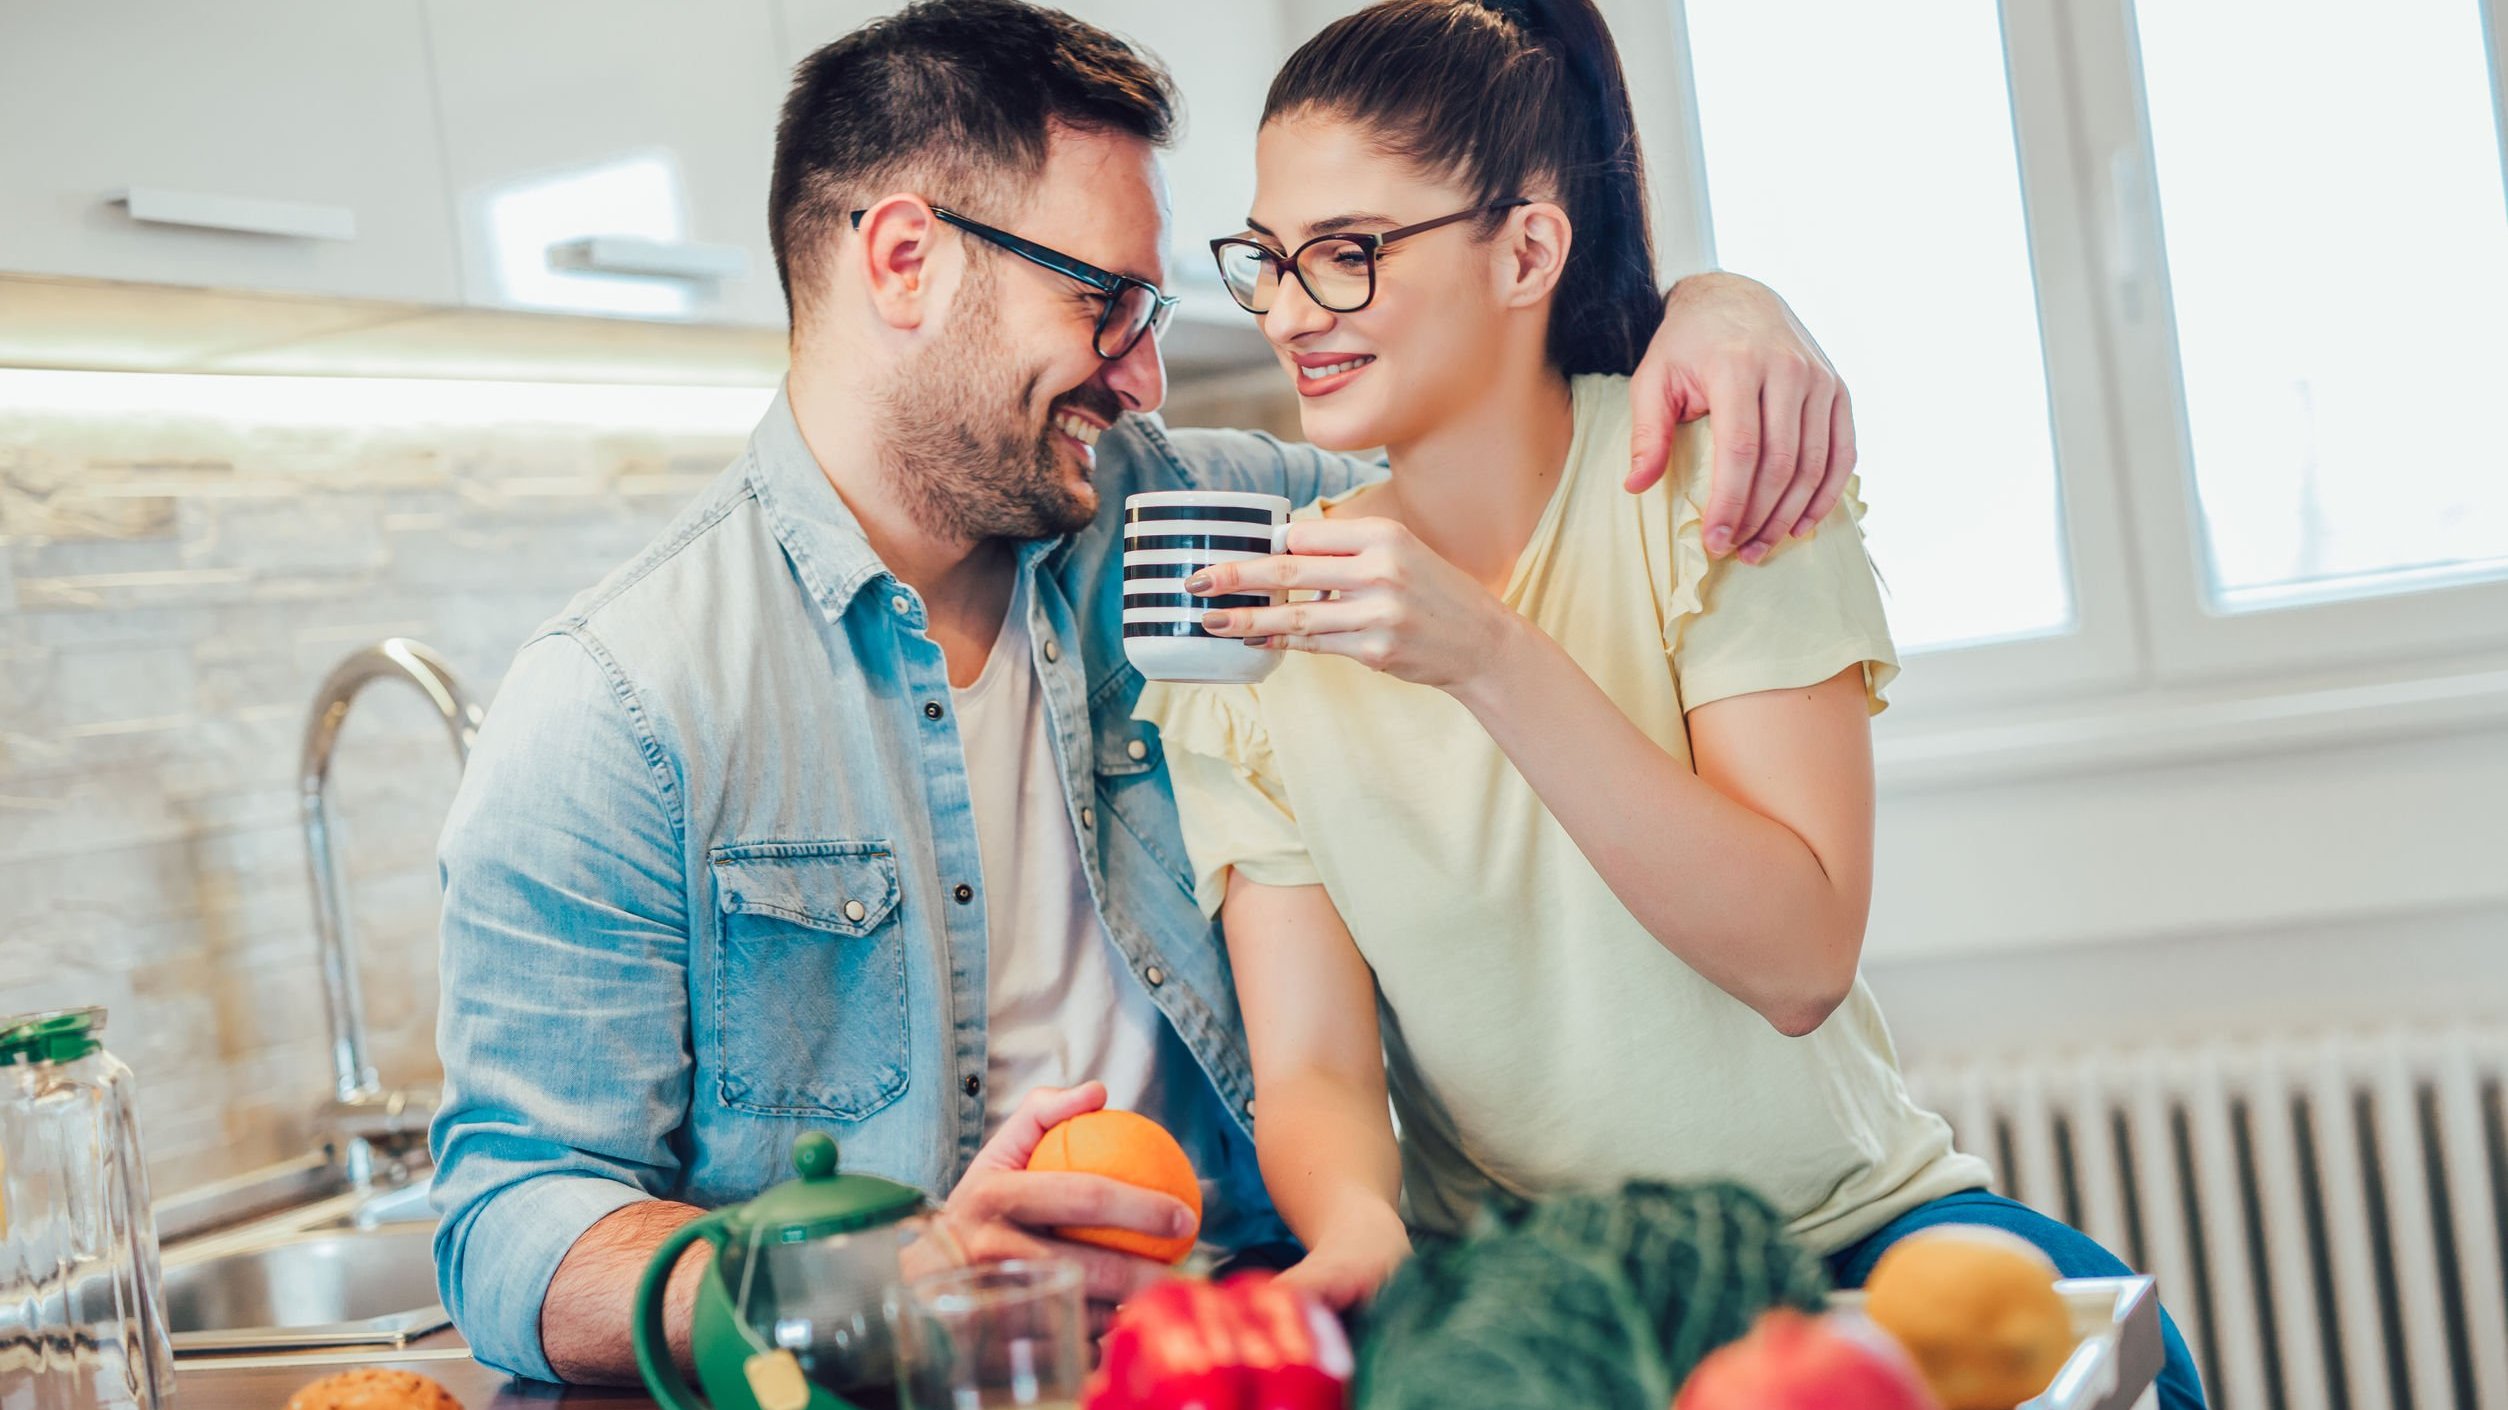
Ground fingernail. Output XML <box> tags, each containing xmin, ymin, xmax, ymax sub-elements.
<box><xmin>1244</xmin><ymin>636</ymin><xmax>1269</xmax><ymax>649</ymax></box>
<box><xmin>1707</xmin><ymin>526</ymin><xmax>1734</xmax><ymax>555</ymax></box>
<box><xmin>1793</xmin><ymin>520</ymin><xmax>1815</xmax><ymax>538</ymax></box>
<box><xmin>1172</xmin><ymin>1209</ymin><xmax>1195</xmax><ymax>1236</ymax></box>
<box><xmin>1740</xmin><ymin>544</ymin><xmax>1767</xmax><ymax>565</ymax></box>
<box><xmin>1202</xmin><ymin>610</ymin><xmax>1230</xmax><ymax>632</ymax></box>
<box><xmin>1185</xmin><ymin>573</ymin><xmax>1212</xmax><ymax>594</ymax></box>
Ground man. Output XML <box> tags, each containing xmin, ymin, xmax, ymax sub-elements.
<box><xmin>429</xmin><ymin>0</ymin><xmax>1862</xmax><ymax>1384</ymax></box>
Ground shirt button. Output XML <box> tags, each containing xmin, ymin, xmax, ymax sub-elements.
<box><xmin>1244</xmin><ymin>1100</ymin><xmax>1256</xmax><ymax>1121</ymax></box>
<box><xmin>963</xmin><ymin>1073</ymin><xmax>982</xmax><ymax>1097</ymax></box>
<box><xmin>1144</xmin><ymin>965</ymin><xmax>1165</xmax><ymax>987</ymax></box>
<box><xmin>1080</xmin><ymin>806</ymin><xmax>1095</xmax><ymax>830</ymax></box>
<box><xmin>891</xmin><ymin>594</ymin><xmax>912</xmax><ymax>615</ymax></box>
<box><xmin>953</xmin><ymin>883</ymin><xmax>974</xmax><ymax>905</ymax></box>
<box><xmin>923</xmin><ymin>701</ymin><xmax>943</xmax><ymax>721</ymax></box>
<box><xmin>1043</xmin><ymin>640</ymin><xmax>1061</xmax><ymax>663</ymax></box>
<box><xmin>1126</xmin><ymin>739</ymin><xmax>1148</xmax><ymax>762</ymax></box>
<box><xmin>842</xmin><ymin>899</ymin><xmax>868</xmax><ymax>923</ymax></box>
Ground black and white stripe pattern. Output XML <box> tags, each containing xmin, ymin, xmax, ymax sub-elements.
<box><xmin>1122</xmin><ymin>494</ymin><xmax>1286</xmax><ymax>641</ymax></box>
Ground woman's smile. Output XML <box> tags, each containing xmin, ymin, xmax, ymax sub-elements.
<box><xmin>1291</xmin><ymin>350</ymin><xmax>1377</xmax><ymax>397</ymax></box>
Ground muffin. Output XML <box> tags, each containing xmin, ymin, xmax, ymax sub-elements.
<box><xmin>284</xmin><ymin>1368</ymin><xmax>463</xmax><ymax>1410</ymax></box>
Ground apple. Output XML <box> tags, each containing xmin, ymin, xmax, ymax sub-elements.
<box><xmin>1675</xmin><ymin>1309</ymin><xmax>1940</xmax><ymax>1410</ymax></box>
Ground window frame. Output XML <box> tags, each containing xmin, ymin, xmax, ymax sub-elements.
<box><xmin>2062</xmin><ymin>0</ymin><xmax>2508</xmax><ymax>686</ymax></box>
<box><xmin>1649</xmin><ymin>0</ymin><xmax>2508</xmax><ymax>718</ymax></box>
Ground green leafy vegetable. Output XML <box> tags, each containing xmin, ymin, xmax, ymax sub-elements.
<box><xmin>1355</xmin><ymin>1181</ymin><xmax>1828</xmax><ymax>1410</ymax></box>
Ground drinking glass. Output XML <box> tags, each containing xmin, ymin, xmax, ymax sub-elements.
<box><xmin>888</xmin><ymin>1260</ymin><xmax>1086</xmax><ymax>1410</ymax></box>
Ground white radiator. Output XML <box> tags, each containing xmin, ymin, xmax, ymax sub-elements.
<box><xmin>1904</xmin><ymin>1027</ymin><xmax>2508</xmax><ymax>1410</ymax></box>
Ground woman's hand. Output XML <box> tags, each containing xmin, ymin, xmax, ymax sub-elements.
<box><xmin>1188</xmin><ymin>517</ymin><xmax>1519</xmax><ymax>693</ymax></box>
<box><xmin>1276</xmin><ymin>1211</ymin><xmax>1414</xmax><ymax>1312</ymax></box>
<box><xmin>1625</xmin><ymin>271</ymin><xmax>1855</xmax><ymax>564</ymax></box>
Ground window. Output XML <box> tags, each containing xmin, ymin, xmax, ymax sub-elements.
<box><xmin>1663</xmin><ymin>0</ymin><xmax>2508</xmax><ymax>702</ymax></box>
<box><xmin>1685</xmin><ymin>0</ymin><xmax>2071</xmax><ymax>654</ymax></box>
<box><xmin>2135</xmin><ymin>0</ymin><xmax>2508</xmax><ymax>610</ymax></box>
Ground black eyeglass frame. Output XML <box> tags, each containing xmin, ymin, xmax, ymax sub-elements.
<box><xmin>1207</xmin><ymin>199</ymin><xmax>1533</xmax><ymax>315</ymax></box>
<box><xmin>848</xmin><ymin>203</ymin><xmax>1180</xmax><ymax>360</ymax></box>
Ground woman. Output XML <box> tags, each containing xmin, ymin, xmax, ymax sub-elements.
<box><xmin>1135</xmin><ymin>2</ymin><xmax>2206</xmax><ymax>1406</ymax></box>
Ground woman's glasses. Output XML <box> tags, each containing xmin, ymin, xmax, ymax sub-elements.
<box><xmin>849</xmin><ymin>205</ymin><xmax>1180</xmax><ymax>360</ymax></box>
<box><xmin>1208</xmin><ymin>199</ymin><xmax>1530</xmax><ymax>316</ymax></box>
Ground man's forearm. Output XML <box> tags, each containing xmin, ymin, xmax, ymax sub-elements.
<box><xmin>540</xmin><ymin>1198</ymin><xmax>710</xmax><ymax>1386</ymax></box>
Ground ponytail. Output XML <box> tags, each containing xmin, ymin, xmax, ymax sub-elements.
<box><xmin>1264</xmin><ymin>0</ymin><xmax>1661</xmax><ymax>375</ymax></box>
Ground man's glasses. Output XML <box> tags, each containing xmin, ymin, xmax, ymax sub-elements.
<box><xmin>849</xmin><ymin>204</ymin><xmax>1180</xmax><ymax>360</ymax></box>
<box><xmin>1208</xmin><ymin>199</ymin><xmax>1530</xmax><ymax>316</ymax></box>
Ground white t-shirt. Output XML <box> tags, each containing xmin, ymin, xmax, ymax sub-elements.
<box><xmin>955</xmin><ymin>578</ymin><xmax>1172</xmax><ymax>1135</ymax></box>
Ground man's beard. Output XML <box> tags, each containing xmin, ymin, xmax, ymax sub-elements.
<box><xmin>876</xmin><ymin>272</ymin><xmax>1112</xmax><ymax>543</ymax></box>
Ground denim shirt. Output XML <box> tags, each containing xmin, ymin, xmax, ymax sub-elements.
<box><xmin>429</xmin><ymin>390</ymin><xmax>1366</xmax><ymax>1380</ymax></box>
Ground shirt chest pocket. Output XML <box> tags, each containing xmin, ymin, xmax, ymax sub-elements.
<box><xmin>708</xmin><ymin>841</ymin><xmax>909</xmax><ymax>1122</ymax></box>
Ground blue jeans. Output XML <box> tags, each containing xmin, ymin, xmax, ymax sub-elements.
<box><xmin>1827</xmin><ymin>1190</ymin><xmax>2208</xmax><ymax>1410</ymax></box>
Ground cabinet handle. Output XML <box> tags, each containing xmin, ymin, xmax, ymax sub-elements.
<box><xmin>110</xmin><ymin>187</ymin><xmax>356</xmax><ymax>241</ymax></box>
<box><xmin>545</xmin><ymin>236</ymin><xmax>749</xmax><ymax>282</ymax></box>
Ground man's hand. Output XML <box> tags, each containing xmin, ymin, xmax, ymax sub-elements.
<box><xmin>928</xmin><ymin>1083</ymin><xmax>1198</xmax><ymax>1311</ymax></box>
<box><xmin>1626</xmin><ymin>271</ymin><xmax>1857</xmax><ymax>564</ymax></box>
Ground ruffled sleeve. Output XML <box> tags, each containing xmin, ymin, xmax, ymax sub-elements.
<box><xmin>1133</xmin><ymin>682</ymin><xmax>1319</xmax><ymax>917</ymax></box>
<box><xmin>1647</xmin><ymin>416</ymin><xmax>1898</xmax><ymax>716</ymax></box>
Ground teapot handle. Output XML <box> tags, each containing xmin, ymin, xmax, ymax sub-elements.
<box><xmin>633</xmin><ymin>1210</ymin><xmax>731</xmax><ymax>1410</ymax></box>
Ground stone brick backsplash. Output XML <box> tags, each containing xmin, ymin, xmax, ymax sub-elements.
<box><xmin>0</xmin><ymin>382</ymin><xmax>745</xmax><ymax>1197</ymax></box>
<box><xmin>0</xmin><ymin>370</ymin><xmax>1293</xmax><ymax>1200</ymax></box>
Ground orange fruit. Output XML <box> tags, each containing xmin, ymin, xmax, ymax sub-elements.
<box><xmin>1861</xmin><ymin>1225</ymin><xmax>2075</xmax><ymax>1410</ymax></box>
<box><xmin>1024</xmin><ymin>1109</ymin><xmax>1203</xmax><ymax>1264</ymax></box>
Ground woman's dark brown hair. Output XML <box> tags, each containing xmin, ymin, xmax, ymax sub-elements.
<box><xmin>1262</xmin><ymin>0</ymin><xmax>1659</xmax><ymax>376</ymax></box>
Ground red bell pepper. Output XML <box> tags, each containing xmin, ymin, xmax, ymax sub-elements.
<box><xmin>1084</xmin><ymin>1273</ymin><xmax>1354</xmax><ymax>1410</ymax></box>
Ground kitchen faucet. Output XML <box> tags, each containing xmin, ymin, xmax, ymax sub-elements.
<box><xmin>299</xmin><ymin>638</ymin><xmax>482</xmax><ymax>1183</ymax></box>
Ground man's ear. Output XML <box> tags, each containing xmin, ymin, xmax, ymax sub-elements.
<box><xmin>1500</xmin><ymin>200</ymin><xmax>1572</xmax><ymax>309</ymax></box>
<box><xmin>854</xmin><ymin>194</ymin><xmax>951</xmax><ymax>333</ymax></box>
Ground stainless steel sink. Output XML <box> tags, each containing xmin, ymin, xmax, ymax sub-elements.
<box><xmin>320</xmin><ymin>1178</ymin><xmax>439</xmax><ymax>1230</ymax></box>
<box><xmin>162</xmin><ymin>1228</ymin><xmax>450</xmax><ymax>1353</ymax></box>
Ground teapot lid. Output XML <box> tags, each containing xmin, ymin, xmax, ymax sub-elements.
<box><xmin>0</xmin><ymin>1008</ymin><xmax>103</xmax><ymax>1067</ymax></box>
<box><xmin>729</xmin><ymin>1133</ymin><xmax>928</xmax><ymax>1242</ymax></box>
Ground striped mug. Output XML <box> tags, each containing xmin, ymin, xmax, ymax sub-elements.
<box><xmin>1121</xmin><ymin>490</ymin><xmax>1290</xmax><ymax>683</ymax></box>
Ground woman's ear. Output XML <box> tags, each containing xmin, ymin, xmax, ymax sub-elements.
<box><xmin>1499</xmin><ymin>200</ymin><xmax>1573</xmax><ymax>309</ymax></box>
<box><xmin>853</xmin><ymin>194</ymin><xmax>950</xmax><ymax>333</ymax></box>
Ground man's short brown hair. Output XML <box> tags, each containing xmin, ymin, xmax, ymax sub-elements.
<box><xmin>769</xmin><ymin>0</ymin><xmax>1177</xmax><ymax>322</ymax></box>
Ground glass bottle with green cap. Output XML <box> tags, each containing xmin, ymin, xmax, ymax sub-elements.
<box><xmin>1</xmin><ymin>1006</ymin><xmax>177</xmax><ymax>1410</ymax></box>
<box><xmin>634</xmin><ymin>1131</ymin><xmax>961</xmax><ymax>1410</ymax></box>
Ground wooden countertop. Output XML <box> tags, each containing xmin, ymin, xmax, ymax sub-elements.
<box><xmin>176</xmin><ymin>1334</ymin><xmax>662</xmax><ymax>1410</ymax></box>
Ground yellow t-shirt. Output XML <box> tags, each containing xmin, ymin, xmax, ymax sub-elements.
<box><xmin>1133</xmin><ymin>375</ymin><xmax>1990</xmax><ymax>1250</ymax></box>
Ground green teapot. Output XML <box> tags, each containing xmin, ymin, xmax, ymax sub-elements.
<box><xmin>634</xmin><ymin>1133</ymin><xmax>947</xmax><ymax>1410</ymax></box>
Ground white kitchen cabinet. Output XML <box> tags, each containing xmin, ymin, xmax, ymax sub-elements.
<box><xmin>0</xmin><ymin>0</ymin><xmax>461</xmax><ymax>303</ymax></box>
<box><xmin>424</xmin><ymin>0</ymin><xmax>789</xmax><ymax>328</ymax></box>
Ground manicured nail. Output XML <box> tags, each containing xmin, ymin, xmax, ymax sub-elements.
<box><xmin>1244</xmin><ymin>637</ymin><xmax>1269</xmax><ymax>649</ymax></box>
<box><xmin>1185</xmin><ymin>573</ymin><xmax>1212</xmax><ymax>594</ymax></box>
<box><xmin>1707</xmin><ymin>526</ymin><xmax>1734</xmax><ymax>555</ymax></box>
<box><xmin>1202</xmin><ymin>610</ymin><xmax>1231</xmax><ymax>632</ymax></box>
